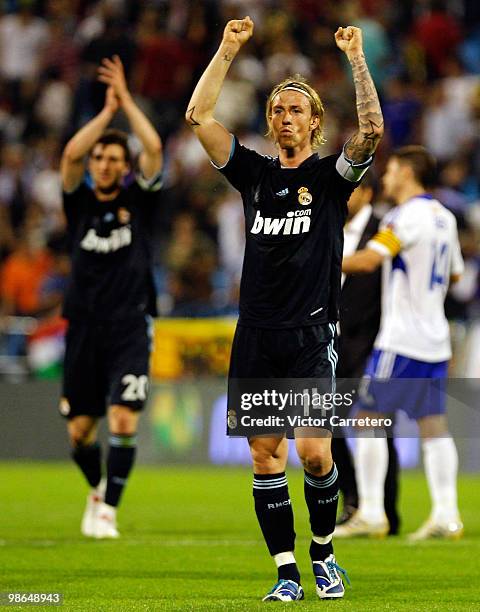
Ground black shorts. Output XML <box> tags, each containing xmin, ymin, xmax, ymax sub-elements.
<box><xmin>229</xmin><ymin>323</ymin><xmax>337</xmax><ymax>379</ymax></box>
<box><xmin>60</xmin><ymin>317</ymin><xmax>151</xmax><ymax>420</ymax></box>
<box><xmin>227</xmin><ymin>323</ymin><xmax>338</xmax><ymax>436</ymax></box>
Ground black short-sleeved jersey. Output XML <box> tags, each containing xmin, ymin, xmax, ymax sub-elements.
<box><xmin>217</xmin><ymin>137</ymin><xmax>371</xmax><ymax>328</ymax></box>
<box><xmin>62</xmin><ymin>175</ymin><xmax>161</xmax><ymax>322</ymax></box>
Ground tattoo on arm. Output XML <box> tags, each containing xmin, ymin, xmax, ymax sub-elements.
<box><xmin>223</xmin><ymin>52</ymin><xmax>233</xmax><ymax>62</ymax></box>
<box><xmin>186</xmin><ymin>106</ymin><xmax>201</xmax><ymax>127</ymax></box>
<box><xmin>345</xmin><ymin>53</ymin><xmax>384</xmax><ymax>163</ymax></box>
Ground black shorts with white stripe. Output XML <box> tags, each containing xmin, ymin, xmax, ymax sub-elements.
<box><xmin>228</xmin><ymin>323</ymin><xmax>337</xmax><ymax>435</ymax></box>
<box><xmin>229</xmin><ymin>322</ymin><xmax>337</xmax><ymax>381</ymax></box>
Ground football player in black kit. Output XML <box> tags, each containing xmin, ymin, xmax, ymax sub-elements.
<box><xmin>186</xmin><ymin>18</ymin><xmax>383</xmax><ymax>601</ymax></box>
<box><xmin>59</xmin><ymin>55</ymin><xmax>162</xmax><ymax>539</ymax></box>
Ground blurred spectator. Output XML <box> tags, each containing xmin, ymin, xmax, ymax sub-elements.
<box><xmin>459</xmin><ymin>25</ymin><xmax>480</xmax><ymax>73</ymax></box>
<box><xmin>44</xmin><ymin>0</ymin><xmax>78</xmax><ymax>32</ymax></box>
<box><xmin>442</xmin><ymin>55</ymin><xmax>480</xmax><ymax>110</ymax></box>
<box><xmin>164</xmin><ymin>123</ymin><xmax>208</xmax><ymax>185</ymax></box>
<box><xmin>165</xmin><ymin>212</ymin><xmax>217</xmax><ymax>316</ymax></box>
<box><xmin>165</xmin><ymin>211</ymin><xmax>216</xmax><ymax>273</ymax></box>
<box><xmin>0</xmin><ymin>225</ymin><xmax>53</xmax><ymax>319</ymax></box>
<box><xmin>340</xmin><ymin>0</ymin><xmax>390</xmax><ymax>88</ymax></box>
<box><xmin>38</xmin><ymin>248</ymin><xmax>70</xmax><ymax>316</ymax></box>
<box><xmin>215</xmin><ymin>63</ymin><xmax>259</xmax><ymax>132</ymax></box>
<box><xmin>34</xmin><ymin>68</ymin><xmax>73</xmax><ymax>134</ymax></box>
<box><xmin>0</xmin><ymin>0</ymin><xmax>49</xmax><ymax>113</ymax></box>
<box><xmin>0</xmin><ymin>143</ymin><xmax>30</xmax><ymax>236</ymax></box>
<box><xmin>216</xmin><ymin>190</ymin><xmax>244</xmax><ymax>283</ymax></box>
<box><xmin>437</xmin><ymin>158</ymin><xmax>479</xmax><ymax>211</ymax></box>
<box><xmin>30</xmin><ymin>137</ymin><xmax>64</xmax><ymax>236</ymax></box>
<box><xmin>382</xmin><ymin>77</ymin><xmax>422</xmax><ymax>148</ymax></box>
<box><xmin>422</xmin><ymin>81</ymin><xmax>471</xmax><ymax>163</ymax></box>
<box><xmin>0</xmin><ymin>204</ymin><xmax>16</xmax><ymax>260</ymax></box>
<box><xmin>265</xmin><ymin>34</ymin><xmax>312</xmax><ymax>87</ymax></box>
<box><xmin>75</xmin><ymin>0</ymin><xmax>125</xmax><ymax>49</ymax></box>
<box><xmin>412</xmin><ymin>0</ymin><xmax>462</xmax><ymax>79</ymax></box>
<box><xmin>41</xmin><ymin>16</ymin><xmax>80</xmax><ymax>88</ymax></box>
<box><xmin>72</xmin><ymin>10</ymin><xmax>134</xmax><ymax>126</ymax></box>
<box><xmin>132</xmin><ymin>5</ymin><xmax>193</xmax><ymax>139</ymax></box>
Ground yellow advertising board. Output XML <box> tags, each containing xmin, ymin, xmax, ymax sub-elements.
<box><xmin>151</xmin><ymin>317</ymin><xmax>236</xmax><ymax>380</ymax></box>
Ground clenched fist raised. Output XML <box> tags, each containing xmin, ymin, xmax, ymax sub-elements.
<box><xmin>335</xmin><ymin>26</ymin><xmax>363</xmax><ymax>57</ymax></box>
<box><xmin>222</xmin><ymin>16</ymin><xmax>254</xmax><ymax>57</ymax></box>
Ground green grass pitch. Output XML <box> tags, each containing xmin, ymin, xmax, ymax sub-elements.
<box><xmin>1</xmin><ymin>462</ymin><xmax>479</xmax><ymax>611</ymax></box>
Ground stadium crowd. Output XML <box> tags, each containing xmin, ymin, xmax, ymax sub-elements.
<box><xmin>1</xmin><ymin>0</ymin><xmax>480</xmax><ymax>372</ymax></box>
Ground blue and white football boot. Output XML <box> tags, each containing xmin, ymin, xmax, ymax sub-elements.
<box><xmin>262</xmin><ymin>579</ymin><xmax>304</xmax><ymax>602</ymax></box>
<box><xmin>312</xmin><ymin>554</ymin><xmax>350</xmax><ymax>599</ymax></box>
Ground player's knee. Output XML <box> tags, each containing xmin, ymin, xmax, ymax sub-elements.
<box><xmin>299</xmin><ymin>451</ymin><xmax>332</xmax><ymax>476</ymax></box>
<box><xmin>109</xmin><ymin>408</ymin><xmax>138</xmax><ymax>435</ymax></box>
<box><xmin>250</xmin><ymin>446</ymin><xmax>283</xmax><ymax>472</ymax></box>
<box><xmin>67</xmin><ymin>416</ymin><xmax>98</xmax><ymax>448</ymax></box>
<box><xmin>111</xmin><ymin>420</ymin><xmax>136</xmax><ymax>435</ymax></box>
<box><xmin>110</xmin><ymin>416</ymin><xmax>135</xmax><ymax>434</ymax></box>
<box><xmin>68</xmin><ymin>427</ymin><xmax>93</xmax><ymax>448</ymax></box>
<box><xmin>250</xmin><ymin>447</ymin><xmax>271</xmax><ymax>468</ymax></box>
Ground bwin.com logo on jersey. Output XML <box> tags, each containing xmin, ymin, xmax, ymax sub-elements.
<box><xmin>250</xmin><ymin>209</ymin><xmax>311</xmax><ymax>236</ymax></box>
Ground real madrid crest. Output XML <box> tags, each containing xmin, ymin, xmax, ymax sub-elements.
<box><xmin>117</xmin><ymin>207</ymin><xmax>131</xmax><ymax>224</ymax></box>
<box><xmin>298</xmin><ymin>186</ymin><xmax>312</xmax><ymax>205</ymax></box>
<box><xmin>59</xmin><ymin>397</ymin><xmax>71</xmax><ymax>416</ymax></box>
<box><xmin>227</xmin><ymin>409</ymin><xmax>238</xmax><ymax>430</ymax></box>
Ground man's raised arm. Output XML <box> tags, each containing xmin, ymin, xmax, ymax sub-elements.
<box><xmin>185</xmin><ymin>17</ymin><xmax>254</xmax><ymax>167</ymax></box>
<box><xmin>61</xmin><ymin>86</ymin><xmax>119</xmax><ymax>193</ymax></box>
<box><xmin>98</xmin><ymin>55</ymin><xmax>163</xmax><ymax>179</ymax></box>
<box><xmin>335</xmin><ymin>26</ymin><xmax>384</xmax><ymax>163</ymax></box>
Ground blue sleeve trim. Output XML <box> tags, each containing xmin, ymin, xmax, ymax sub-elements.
<box><xmin>210</xmin><ymin>135</ymin><xmax>235</xmax><ymax>169</ymax></box>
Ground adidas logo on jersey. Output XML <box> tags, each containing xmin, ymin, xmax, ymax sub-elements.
<box><xmin>251</xmin><ymin>209</ymin><xmax>311</xmax><ymax>236</ymax></box>
<box><xmin>80</xmin><ymin>226</ymin><xmax>132</xmax><ymax>253</ymax></box>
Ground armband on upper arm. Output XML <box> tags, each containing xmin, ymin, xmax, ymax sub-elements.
<box><xmin>367</xmin><ymin>228</ymin><xmax>402</xmax><ymax>257</ymax></box>
<box><xmin>335</xmin><ymin>147</ymin><xmax>373</xmax><ymax>182</ymax></box>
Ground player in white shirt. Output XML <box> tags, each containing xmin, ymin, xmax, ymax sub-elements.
<box><xmin>336</xmin><ymin>146</ymin><xmax>464</xmax><ymax>540</ymax></box>
<box><xmin>369</xmin><ymin>195</ymin><xmax>463</xmax><ymax>363</ymax></box>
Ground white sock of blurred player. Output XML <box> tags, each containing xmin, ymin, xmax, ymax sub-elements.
<box><xmin>423</xmin><ymin>436</ymin><xmax>460</xmax><ymax>523</ymax></box>
<box><xmin>81</xmin><ymin>478</ymin><xmax>106</xmax><ymax>537</ymax></box>
<box><xmin>355</xmin><ymin>433</ymin><xmax>388</xmax><ymax>524</ymax></box>
<box><xmin>94</xmin><ymin>502</ymin><xmax>119</xmax><ymax>539</ymax></box>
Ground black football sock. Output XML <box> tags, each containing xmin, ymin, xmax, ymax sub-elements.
<box><xmin>304</xmin><ymin>464</ymin><xmax>339</xmax><ymax>561</ymax></box>
<box><xmin>253</xmin><ymin>472</ymin><xmax>300</xmax><ymax>584</ymax></box>
<box><xmin>331</xmin><ymin>436</ymin><xmax>358</xmax><ymax>509</ymax></box>
<box><xmin>71</xmin><ymin>442</ymin><xmax>102</xmax><ymax>488</ymax></box>
<box><xmin>385</xmin><ymin>436</ymin><xmax>400</xmax><ymax>534</ymax></box>
<box><xmin>278</xmin><ymin>562</ymin><xmax>301</xmax><ymax>583</ymax></box>
<box><xmin>105</xmin><ymin>434</ymin><xmax>137</xmax><ymax>507</ymax></box>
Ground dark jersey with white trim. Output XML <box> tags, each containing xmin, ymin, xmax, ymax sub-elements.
<box><xmin>62</xmin><ymin>175</ymin><xmax>161</xmax><ymax>321</ymax></box>
<box><xmin>218</xmin><ymin>137</ymin><xmax>370</xmax><ymax>328</ymax></box>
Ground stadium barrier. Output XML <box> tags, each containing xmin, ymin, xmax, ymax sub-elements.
<box><xmin>2</xmin><ymin>379</ymin><xmax>480</xmax><ymax>471</ymax></box>
<box><xmin>2</xmin><ymin>318</ymin><xmax>480</xmax><ymax>470</ymax></box>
